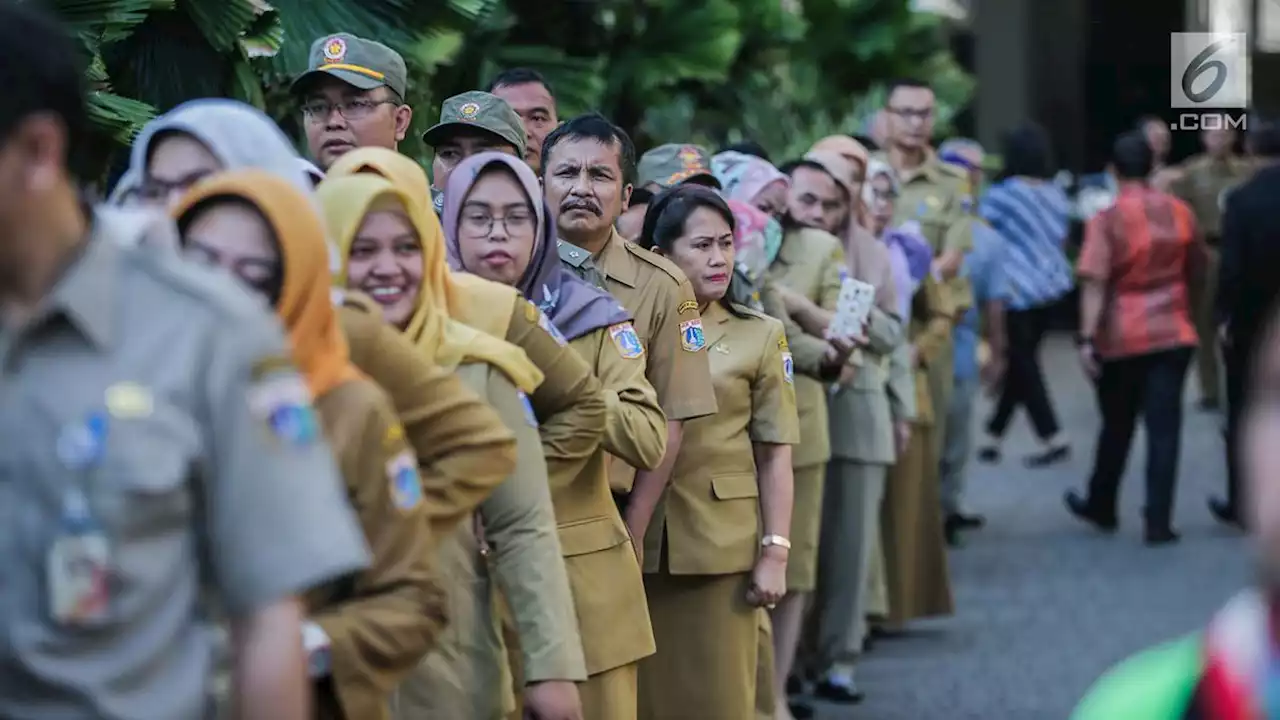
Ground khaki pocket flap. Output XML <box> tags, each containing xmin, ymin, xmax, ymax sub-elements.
<box><xmin>711</xmin><ymin>473</ymin><xmax>759</xmax><ymax>501</ymax></box>
<box><xmin>557</xmin><ymin>516</ymin><xmax>629</xmax><ymax>557</ymax></box>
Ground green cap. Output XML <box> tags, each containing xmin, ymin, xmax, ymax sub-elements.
<box><xmin>421</xmin><ymin>91</ymin><xmax>526</xmax><ymax>156</ymax></box>
<box><xmin>636</xmin><ymin>143</ymin><xmax>721</xmax><ymax>190</ymax></box>
<box><xmin>291</xmin><ymin>33</ymin><xmax>408</xmax><ymax>98</ymax></box>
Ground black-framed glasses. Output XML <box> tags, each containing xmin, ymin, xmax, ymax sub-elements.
<box><xmin>301</xmin><ymin>99</ymin><xmax>396</xmax><ymax>122</ymax></box>
<box><xmin>886</xmin><ymin>106</ymin><xmax>934</xmax><ymax>122</ymax></box>
<box><xmin>460</xmin><ymin>209</ymin><xmax>536</xmax><ymax>236</ymax></box>
<box><xmin>182</xmin><ymin>240</ymin><xmax>281</xmax><ymax>299</ymax></box>
<box><xmin>138</xmin><ymin>170</ymin><xmax>213</xmax><ymax>203</ymax></box>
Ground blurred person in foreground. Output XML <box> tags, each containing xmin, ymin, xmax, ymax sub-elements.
<box><xmin>1212</xmin><ymin>118</ymin><xmax>1280</xmax><ymax>530</ymax></box>
<box><xmin>1071</xmin><ymin>302</ymin><xmax>1280</xmax><ymax>719</ymax></box>
<box><xmin>1066</xmin><ymin>131</ymin><xmax>1207</xmax><ymax>546</ymax></box>
<box><xmin>0</xmin><ymin>5</ymin><xmax>371</xmax><ymax>718</ymax></box>
<box><xmin>936</xmin><ymin>138</ymin><xmax>1009</xmax><ymax>546</ymax></box>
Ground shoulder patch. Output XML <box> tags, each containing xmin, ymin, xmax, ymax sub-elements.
<box><xmin>386</xmin><ymin>449</ymin><xmax>423</xmax><ymax>512</ymax></box>
<box><xmin>524</xmin><ymin>300</ymin><xmax>539</xmax><ymax>323</ymax></box>
<box><xmin>678</xmin><ymin>299</ymin><xmax>698</xmax><ymax>315</ymax></box>
<box><xmin>624</xmin><ymin>240</ymin><xmax>689</xmax><ymax>285</ymax></box>
<box><xmin>778</xmin><ymin>335</ymin><xmax>789</xmax><ymax>352</ymax></box>
<box><xmin>516</xmin><ymin>390</ymin><xmax>539</xmax><ymax>428</ymax></box>
<box><xmin>247</xmin><ymin>368</ymin><xmax>321</xmax><ymax>447</ymax></box>
<box><xmin>781</xmin><ymin>352</ymin><xmax>794</xmax><ymax>384</ymax></box>
<box><xmin>608</xmin><ymin>322</ymin><xmax>645</xmax><ymax>359</ymax></box>
<box><xmin>680</xmin><ymin>318</ymin><xmax>706</xmax><ymax>352</ymax></box>
<box><xmin>383</xmin><ymin>423</ymin><xmax>405</xmax><ymax>448</ymax></box>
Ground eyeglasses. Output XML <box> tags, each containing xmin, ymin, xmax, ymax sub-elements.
<box><xmin>887</xmin><ymin>106</ymin><xmax>934</xmax><ymax>122</ymax></box>
<box><xmin>138</xmin><ymin>170</ymin><xmax>213</xmax><ymax>203</ymax></box>
<box><xmin>461</xmin><ymin>209</ymin><xmax>536</xmax><ymax>236</ymax></box>
<box><xmin>301</xmin><ymin>99</ymin><xmax>396</xmax><ymax>121</ymax></box>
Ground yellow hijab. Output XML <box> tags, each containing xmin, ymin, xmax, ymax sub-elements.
<box><xmin>171</xmin><ymin>169</ymin><xmax>361</xmax><ymax>399</ymax></box>
<box><xmin>315</xmin><ymin>173</ymin><xmax>543</xmax><ymax>392</ymax></box>
<box><xmin>325</xmin><ymin>147</ymin><xmax>520</xmax><ymax>338</ymax></box>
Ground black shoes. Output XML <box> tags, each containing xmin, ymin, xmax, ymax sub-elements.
<box><xmin>813</xmin><ymin>679</ymin><xmax>865</xmax><ymax>704</ymax></box>
<box><xmin>1063</xmin><ymin>491</ymin><xmax>1118</xmax><ymax>532</ymax></box>
<box><xmin>977</xmin><ymin>446</ymin><xmax>1001</xmax><ymax>463</ymax></box>
<box><xmin>1144</xmin><ymin>526</ymin><xmax>1181</xmax><ymax>546</ymax></box>
<box><xmin>1025</xmin><ymin>444</ymin><xmax>1070</xmax><ymax>468</ymax></box>
<box><xmin>1208</xmin><ymin>497</ymin><xmax>1244</xmax><ymax>529</ymax></box>
<box><xmin>944</xmin><ymin>512</ymin><xmax>986</xmax><ymax>547</ymax></box>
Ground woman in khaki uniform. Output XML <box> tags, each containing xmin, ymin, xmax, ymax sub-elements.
<box><xmin>128</xmin><ymin>100</ymin><xmax>521</xmax><ymax>555</ymax></box>
<box><xmin>172</xmin><ymin>170</ymin><xmax>441</xmax><ymax>720</ymax></box>
<box><xmin>319</xmin><ymin>174</ymin><xmax>587</xmax><ymax>720</ymax></box>
<box><xmin>443</xmin><ymin>152</ymin><xmax>666</xmax><ymax>720</ymax></box>
<box><xmin>633</xmin><ymin>185</ymin><xmax>798</xmax><ymax>719</ymax></box>
<box><xmin>326</xmin><ymin>148</ymin><xmax>609</xmax><ymax>481</ymax></box>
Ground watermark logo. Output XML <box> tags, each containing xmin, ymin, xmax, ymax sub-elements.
<box><xmin>1171</xmin><ymin>32</ymin><xmax>1250</xmax><ymax>109</ymax></box>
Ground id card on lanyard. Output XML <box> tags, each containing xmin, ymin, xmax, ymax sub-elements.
<box><xmin>48</xmin><ymin>411</ymin><xmax>111</xmax><ymax>626</ymax></box>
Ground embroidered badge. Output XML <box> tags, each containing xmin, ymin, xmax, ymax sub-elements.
<box><xmin>678</xmin><ymin>146</ymin><xmax>703</xmax><ymax>169</ymax></box>
<box><xmin>104</xmin><ymin>382</ymin><xmax>153</xmax><ymax>419</ymax></box>
<box><xmin>246</xmin><ymin>370</ymin><xmax>319</xmax><ymax>447</ymax></box>
<box><xmin>383</xmin><ymin>423</ymin><xmax>405</xmax><ymax>448</ymax></box>
<box><xmin>778</xmin><ymin>336</ymin><xmax>789</xmax><ymax>351</ymax></box>
<box><xmin>386</xmin><ymin>449</ymin><xmax>422</xmax><ymax>511</ymax></box>
<box><xmin>524</xmin><ymin>300</ymin><xmax>539</xmax><ymax>323</ymax></box>
<box><xmin>680</xmin><ymin>318</ymin><xmax>706</xmax><ymax>352</ymax></box>
<box><xmin>538</xmin><ymin>312</ymin><xmax>568</xmax><ymax>347</ymax></box>
<box><xmin>609</xmin><ymin>322</ymin><xmax>645</xmax><ymax>359</ymax></box>
<box><xmin>322</xmin><ymin>36</ymin><xmax>347</xmax><ymax>63</ymax></box>
<box><xmin>782</xmin><ymin>351</ymin><xmax>795</xmax><ymax>384</ymax></box>
<box><xmin>459</xmin><ymin>102</ymin><xmax>481</xmax><ymax>120</ymax></box>
<box><xmin>517</xmin><ymin>391</ymin><xmax>539</xmax><ymax>428</ymax></box>
<box><xmin>677</xmin><ymin>299</ymin><xmax>698</xmax><ymax>315</ymax></box>
<box><xmin>960</xmin><ymin>194</ymin><xmax>973</xmax><ymax>213</ymax></box>
<box><xmin>925</xmin><ymin>195</ymin><xmax>941</xmax><ymax>209</ymax></box>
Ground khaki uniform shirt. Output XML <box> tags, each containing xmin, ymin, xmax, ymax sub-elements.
<box><xmin>559</xmin><ymin>229</ymin><xmax>718</xmax><ymax>492</ymax></box>
<box><xmin>394</xmin><ymin>362</ymin><xmax>583</xmax><ymax>720</ymax></box>
<box><xmin>903</xmin><ymin>276</ymin><xmax>956</xmax><ymax>427</ymax></box>
<box><xmin>766</xmin><ymin>227</ymin><xmax>845</xmax><ymax>468</ymax></box>
<box><xmin>0</xmin><ymin>229</ymin><xmax>369</xmax><ymax>719</ymax></box>
<box><xmin>1171</xmin><ymin>153</ymin><xmax>1253</xmax><ymax>240</ymax></box>
<box><xmin>643</xmin><ymin>303</ymin><xmax>800</xmax><ymax>575</ymax></box>
<box><xmin>339</xmin><ymin>295</ymin><xmax>517</xmax><ymax>544</ymax></box>
<box><xmin>558</xmin><ymin>325</ymin><xmax>665</xmax><ymax>675</ymax></box>
<box><xmin>306</xmin><ymin>380</ymin><xmax>440</xmax><ymax>720</ymax></box>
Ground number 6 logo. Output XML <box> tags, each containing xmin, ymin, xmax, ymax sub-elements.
<box><xmin>1182</xmin><ymin>37</ymin><xmax>1234</xmax><ymax>103</ymax></box>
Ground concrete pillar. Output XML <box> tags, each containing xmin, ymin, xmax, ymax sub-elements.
<box><xmin>973</xmin><ymin>0</ymin><xmax>1029</xmax><ymax>154</ymax></box>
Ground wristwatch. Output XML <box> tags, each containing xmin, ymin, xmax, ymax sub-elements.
<box><xmin>761</xmin><ymin>534</ymin><xmax>792</xmax><ymax>550</ymax></box>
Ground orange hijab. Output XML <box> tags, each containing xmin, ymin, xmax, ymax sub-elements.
<box><xmin>172</xmin><ymin>169</ymin><xmax>361</xmax><ymax>399</ymax></box>
<box><xmin>325</xmin><ymin>147</ymin><xmax>519</xmax><ymax>339</ymax></box>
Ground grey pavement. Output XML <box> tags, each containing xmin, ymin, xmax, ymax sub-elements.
<box><xmin>814</xmin><ymin>336</ymin><xmax>1249</xmax><ymax>719</ymax></box>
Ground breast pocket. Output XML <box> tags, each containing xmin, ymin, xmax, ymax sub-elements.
<box><xmin>93</xmin><ymin>404</ymin><xmax>200</xmax><ymax>621</ymax></box>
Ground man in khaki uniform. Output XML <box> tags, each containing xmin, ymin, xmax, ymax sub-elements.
<box><xmin>422</xmin><ymin>90</ymin><xmax>526</xmax><ymax>213</ymax></box>
<box><xmin>636</xmin><ymin>143</ymin><xmax>722</xmax><ymax>192</ymax></box>
<box><xmin>874</xmin><ymin>78</ymin><xmax>975</xmax><ymax>463</ymax></box>
<box><xmin>0</xmin><ymin>11</ymin><xmax>371</xmax><ymax>714</ymax></box>
<box><xmin>545</xmin><ymin>114</ymin><xmax>719</xmax><ymax>719</ymax></box>
<box><xmin>1171</xmin><ymin>126</ymin><xmax>1253</xmax><ymax>410</ymax></box>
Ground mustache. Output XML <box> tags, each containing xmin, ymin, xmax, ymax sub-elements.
<box><xmin>560</xmin><ymin>197</ymin><xmax>601</xmax><ymax>215</ymax></box>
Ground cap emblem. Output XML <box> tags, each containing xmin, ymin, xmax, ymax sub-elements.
<box><xmin>459</xmin><ymin>102</ymin><xmax>481</xmax><ymax>120</ymax></box>
<box><xmin>322</xmin><ymin>37</ymin><xmax>347</xmax><ymax>63</ymax></box>
<box><xmin>678</xmin><ymin>146</ymin><xmax>703</xmax><ymax>169</ymax></box>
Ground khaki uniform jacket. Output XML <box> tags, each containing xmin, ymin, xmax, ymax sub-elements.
<box><xmin>899</xmin><ymin>276</ymin><xmax>956</xmax><ymax>428</ymax></box>
<box><xmin>766</xmin><ymin>227</ymin><xmax>845</xmax><ymax>468</ymax></box>
<box><xmin>557</xmin><ymin>324</ymin><xmax>666</xmax><ymax>675</ymax></box>
<box><xmin>394</xmin><ymin>363</ymin><xmax>583</xmax><ymax>720</ymax></box>
<box><xmin>643</xmin><ymin>303</ymin><xmax>800</xmax><ymax>576</ymax></box>
<box><xmin>307</xmin><ymin>379</ymin><xmax>442</xmax><ymax>720</ymax></box>
<box><xmin>339</xmin><ymin>296</ymin><xmax>516</xmax><ymax>543</ymax></box>
<box><xmin>1171</xmin><ymin>153</ymin><xmax>1253</xmax><ymax>239</ymax></box>
<box><xmin>560</xmin><ymin>230</ymin><xmax>719</xmax><ymax>491</ymax></box>
<box><xmin>828</xmin><ymin>234</ymin><xmax>904</xmax><ymax>465</ymax></box>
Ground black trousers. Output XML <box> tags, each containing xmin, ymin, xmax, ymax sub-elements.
<box><xmin>1086</xmin><ymin>346</ymin><xmax>1193</xmax><ymax>529</ymax></box>
<box><xmin>1223</xmin><ymin>341</ymin><xmax>1250</xmax><ymax>511</ymax></box>
<box><xmin>987</xmin><ymin>304</ymin><xmax>1062</xmax><ymax>440</ymax></box>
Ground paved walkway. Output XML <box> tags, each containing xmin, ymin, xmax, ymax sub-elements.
<box><xmin>816</xmin><ymin>336</ymin><xmax>1249</xmax><ymax>719</ymax></box>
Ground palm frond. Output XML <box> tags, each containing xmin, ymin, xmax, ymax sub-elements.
<box><xmin>86</xmin><ymin>90</ymin><xmax>155</xmax><ymax>143</ymax></box>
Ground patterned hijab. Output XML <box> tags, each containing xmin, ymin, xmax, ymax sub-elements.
<box><xmin>711</xmin><ymin>151</ymin><xmax>788</xmax><ymax>266</ymax></box>
<box><xmin>864</xmin><ymin>158</ymin><xmax>934</xmax><ymax>317</ymax></box>
<box><xmin>441</xmin><ymin>152</ymin><xmax>631</xmax><ymax>341</ymax></box>
<box><xmin>171</xmin><ymin>170</ymin><xmax>360</xmax><ymax>400</ymax></box>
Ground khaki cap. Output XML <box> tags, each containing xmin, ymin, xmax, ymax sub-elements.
<box><xmin>421</xmin><ymin>91</ymin><xmax>526</xmax><ymax>156</ymax></box>
<box><xmin>636</xmin><ymin>143</ymin><xmax>721</xmax><ymax>189</ymax></box>
<box><xmin>291</xmin><ymin>33</ymin><xmax>408</xmax><ymax>98</ymax></box>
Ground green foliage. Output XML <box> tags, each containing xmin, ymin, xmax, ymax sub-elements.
<box><xmin>39</xmin><ymin>0</ymin><xmax>972</xmax><ymax>177</ymax></box>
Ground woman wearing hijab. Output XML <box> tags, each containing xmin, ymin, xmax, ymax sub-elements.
<box><xmin>318</xmin><ymin>173</ymin><xmax>587</xmax><ymax>720</ymax></box>
<box><xmin>441</xmin><ymin>151</ymin><xmax>665</xmax><ymax>719</ymax></box>
<box><xmin>171</xmin><ymin>170</ymin><xmax>441</xmax><ymax>720</ymax></box>
<box><xmin>324</xmin><ymin>148</ymin><xmax>611</xmax><ymax>499</ymax></box>
<box><xmin>864</xmin><ymin>162</ymin><xmax>957</xmax><ymax>630</ymax></box>
<box><xmin>124</xmin><ymin>98</ymin><xmax>519</xmax><ymax>555</ymax></box>
<box><xmin>794</xmin><ymin>148</ymin><xmax>904</xmax><ymax>709</ymax></box>
<box><xmin>633</xmin><ymin>184</ymin><xmax>797</xmax><ymax>720</ymax></box>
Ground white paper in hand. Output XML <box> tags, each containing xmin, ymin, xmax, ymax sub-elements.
<box><xmin>827</xmin><ymin>277</ymin><xmax>875</xmax><ymax>340</ymax></box>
